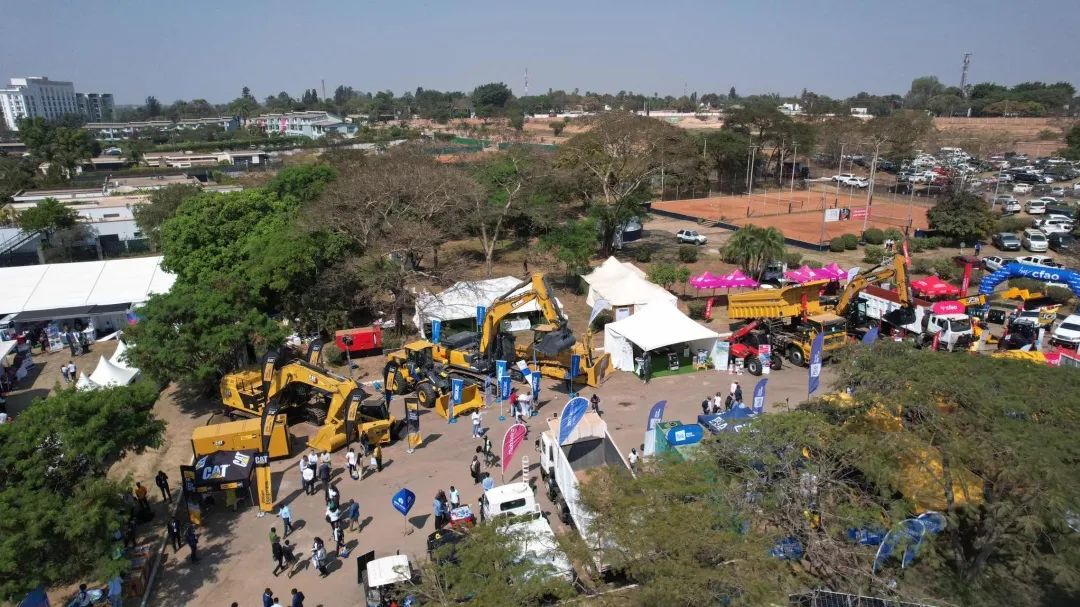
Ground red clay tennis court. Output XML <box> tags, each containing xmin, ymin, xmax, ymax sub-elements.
<box><xmin>652</xmin><ymin>185</ymin><xmax>933</xmax><ymax>247</ymax></box>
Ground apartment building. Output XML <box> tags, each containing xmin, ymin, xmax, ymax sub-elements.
<box><xmin>252</xmin><ymin>110</ymin><xmax>358</xmax><ymax>139</ymax></box>
<box><xmin>76</xmin><ymin>93</ymin><xmax>115</xmax><ymax>122</ymax></box>
<box><xmin>0</xmin><ymin>76</ymin><xmax>114</xmax><ymax>130</ymax></box>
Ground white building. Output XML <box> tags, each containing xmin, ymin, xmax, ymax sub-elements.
<box><xmin>252</xmin><ymin>111</ymin><xmax>358</xmax><ymax>139</ymax></box>
<box><xmin>0</xmin><ymin>76</ymin><xmax>114</xmax><ymax>130</ymax></box>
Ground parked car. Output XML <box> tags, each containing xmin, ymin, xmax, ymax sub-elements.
<box><xmin>843</xmin><ymin>177</ymin><xmax>870</xmax><ymax>188</ymax></box>
<box><xmin>1013</xmin><ymin>183</ymin><xmax>1033</xmax><ymax>194</ymax></box>
<box><xmin>997</xmin><ymin>173</ymin><xmax>1014</xmax><ymax>183</ymax></box>
<box><xmin>1025</xmin><ymin>199</ymin><xmax>1047</xmax><ymax>214</ymax></box>
<box><xmin>1038</xmin><ymin>214</ymin><xmax>1076</xmax><ymax>227</ymax></box>
<box><xmin>1016</xmin><ymin>255</ymin><xmax>1056</xmax><ymax>267</ymax></box>
<box><xmin>982</xmin><ymin>255</ymin><xmax>1014</xmax><ymax>271</ymax></box>
<box><xmin>1050</xmin><ymin>186</ymin><xmax>1066</xmax><ymax>196</ymax></box>
<box><xmin>1021</xmin><ymin>228</ymin><xmax>1049</xmax><ymax>252</ymax></box>
<box><xmin>1044</xmin><ymin>205</ymin><xmax>1076</xmax><ymax>220</ymax></box>
<box><xmin>1013</xmin><ymin>173</ymin><xmax>1039</xmax><ymax>184</ymax></box>
<box><xmin>1041</xmin><ymin>223</ymin><xmax>1072</xmax><ymax>235</ymax></box>
<box><xmin>1048</xmin><ymin>232</ymin><xmax>1075</xmax><ymax>254</ymax></box>
<box><xmin>831</xmin><ymin>173</ymin><xmax>856</xmax><ymax>182</ymax></box>
<box><xmin>1002</xmin><ymin>200</ymin><xmax>1022</xmax><ymax>214</ymax></box>
<box><xmin>1050</xmin><ymin>314</ymin><xmax>1080</xmax><ymax>350</ymax></box>
<box><xmin>675</xmin><ymin>229</ymin><xmax>707</xmax><ymax>245</ymax></box>
<box><xmin>992</xmin><ymin>232</ymin><xmax>1022</xmax><ymax>251</ymax></box>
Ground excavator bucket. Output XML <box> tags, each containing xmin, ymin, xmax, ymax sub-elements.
<box><xmin>434</xmin><ymin>384</ymin><xmax>484</xmax><ymax>420</ymax></box>
<box><xmin>535</xmin><ymin>325</ymin><xmax>577</xmax><ymax>357</ymax></box>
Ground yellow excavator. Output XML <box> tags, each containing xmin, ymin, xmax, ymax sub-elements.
<box><xmin>220</xmin><ymin>340</ymin><xmax>402</xmax><ymax>453</ymax></box>
<box><xmin>385</xmin><ymin>273</ymin><xmax>611</xmax><ymax>408</ymax></box>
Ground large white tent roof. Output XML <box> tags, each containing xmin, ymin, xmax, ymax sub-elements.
<box><xmin>604</xmin><ymin>302</ymin><xmax>719</xmax><ymax>352</ymax></box>
<box><xmin>581</xmin><ymin>256</ymin><xmax>646</xmax><ymax>286</ymax></box>
<box><xmin>0</xmin><ymin>257</ymin><xmax>175</xmax><ymax>315</ymax></box>
<box><xmin>413</xmin><ymin>276</ymin><xmax>562</xmax><ymax>326</ymax></box>
<box><xmin>583</xmin><ymin>257</ymin><xmax>675</xmax><ymax>308</ymax></box>
<box><xmin>87</xmin><ymin>354</ymin><xmax>139</xmax><ymax>388</ymax></box>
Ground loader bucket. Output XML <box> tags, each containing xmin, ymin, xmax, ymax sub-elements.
<box><xmin>535</xmin><ymin>325</ymin><xmax>577</xmax><ymax>356</ymax></box>
<box><xmin>434</xmin><ymin>384</ymin><xmax>484</xmax><ymax>420</ymax></box>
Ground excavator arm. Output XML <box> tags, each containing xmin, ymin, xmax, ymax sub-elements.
<box><xmin>477</xmin><ymin>273</ymin><xmax>575</xmax><ymax>357</ymax></box>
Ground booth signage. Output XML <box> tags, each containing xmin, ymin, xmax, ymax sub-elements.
<box><xmin>392</xmin><ymin>488</ymin><xmax>416</xmax><ymax>517</ymax></box>
<box><xmin>558</xmin><ymin>396</ymin><xmax>589</xmax><ymax>445</ymax></box>
<box><xmin>665</xmin><ymin>423</ymin><xmax>704</xmax><ymax>447</ymax></box>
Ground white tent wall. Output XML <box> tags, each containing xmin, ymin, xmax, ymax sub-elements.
<box><xmin>88</xmin><ymin>354</ymin><xmax>139</xmax><ymax>387</ymax></box>
<box><xmin>582</xmin><ymin>257</ymin><xmax>675</xmax><ymax>312</ymax></box>
<box><xmin>601</xmin><ymin>302</ymin><xmax>720</xmax><ymax>371</ymax></box>
<box><xmin>412</xmin><ymin>276</ymin><xmax>564</xmax><ymax>337</ymax></box>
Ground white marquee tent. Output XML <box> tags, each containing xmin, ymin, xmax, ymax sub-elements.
<box><xmin>582</xmin><ymin>257</ymin><xmax>676</xmax><ymax>319</ymax></box>
<box><xmin>412</xmin><ymin>276</ymin><xmax>563</xmax><ymax>336</ymax></box>
<box><xmin>603</xmin><ymin>301</ymin><xmax>720</xmax><ymax>371</ymax></box>
<box><xmin>79</xmin><ymin>339</ymin><xmax>140</xmax><ymax>390</ymax></box>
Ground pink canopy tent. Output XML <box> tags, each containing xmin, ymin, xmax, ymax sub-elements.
<box><xmin>689</xmin><ymin>271</ymin><xmax>721</xmax><ymax>289</ymax></box>
<box><xmin>815</xmin><ymin>262</ymin><xmax>847</xmax><ymax>281</ymax></box>
<box><xmin>911</xmin><ymin>275</ymin><xmax>960</xmax><ymax>298</ymax></box>
<box><xmin>784</xmin><ymin>265</ymin><xmax>817</xmax><ymax>283</ymax></box>
<box><xmin>718</xmin><ymin>269</ymin><xmax>759</xmax><ymax>288</ymax></box>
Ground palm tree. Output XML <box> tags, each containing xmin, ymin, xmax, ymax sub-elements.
<box><xmin>721</xmin><ymin>225</ymin><xmax>785</xmax><ymax>278</ymax></box>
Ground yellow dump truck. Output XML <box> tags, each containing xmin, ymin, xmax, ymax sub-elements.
<box><xmin>192</xmin><ymin>415</ymin><xmax>291</xmax><ymax>459</ymax></box>
<box><xmin>727</xmin><ymin>281</ymin><xmax>848</xmax><ymax>366</ymax></box>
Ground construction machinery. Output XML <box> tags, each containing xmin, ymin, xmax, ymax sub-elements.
<box><xmin>727</xmin><ymin>281</ymin><xmax>849</xmax><ymax>367</ymax></box>
<box><xmin>385</xmin><ymin>274</ymin><xmax>611</xmax><ymax>409</ymax></box>
<box><xmin>725</xmin><ymin>320</ymin><xmax>784</xmax><ymax>376</ymax></box>
<box><xmin>191</xmin><ymin>415</ymin><xmax>291</xmax><ymax>459</ymax></box>
<box><xmin>219</xmin><ymin>344</ymin><xmax>401</xmax><ymax>453</ymax></box>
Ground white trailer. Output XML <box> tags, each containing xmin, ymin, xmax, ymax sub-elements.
<box><xmin>480</xmin><ymin>482</ymin><xmax>574</xmax><ymax>582</ymax></box>
<box><xmin>856</xmin><ymin>285</ymin><xmax>974</xmax><ymax>350</ymax></box>
<box><xmin>538</xmin><ymin>410</ymin><xmax>629</xmax><ymax>572</ymax></box>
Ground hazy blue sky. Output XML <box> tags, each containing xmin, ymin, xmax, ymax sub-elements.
<box><xmin>3</xmin><ymin>0</ymin><xmax>1078</xmax><ymax>105</ymax></box>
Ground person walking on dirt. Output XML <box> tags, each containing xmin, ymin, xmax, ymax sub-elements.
<box><xmin>185</xmin><ymin>525</ymin><xmax>199</xmax><ymax>562</ymax></box>
<box><xmin>167</xmin><ymin>517</ymin><xmax>182</xmax><ymax>552</ymax></box>
<box><xmin>134</xmin><ymin>482</ymin><xmax>150</xmax><ymax>510</ymax></box>
<box><xmin>470</xmin><ymin>454</ymin><xmax>481</xmax><ymax>484</ymax></box>
<box><xmin>290</xmin><ymin>588</ymin><xmax>305</xmax><ymax>607</ymax></box>
<box><xmin>734</xmin><ymin>382</ymin><xmax>744</xmax><ymax>406</ymax></box>
<box><xmin>346</xmin><ymin>499</ymin><xmax>360</xmax><ymax>532</ymax></box>
<box><xmin>346</xmin><ymin>448</ymin><xmax>358</xmax><ymax>480</ymax></box>
<box><xmin>263</xmin><ymin>588</ymin><xmax>274</xmax><ymax>607</ymax></box>
<box><xmin>302</xmin><ymin>464</ymin><xmax>316</xmax><ymax>495</ymax></box>
<box><xmin>311</xmin><ymin>538</ymin><xmax>328</xmax><ymax>577</ymax></box>
<box><xmin>372</xmin><ymin>444</ymin><xmax>383</xmax><ymax>472</ymax></box>
<box><xmin>590</xmin><ymin>393</ymin><xmax>601</xmax><ymax>415</ymax></box>
<box><xmin>155</xmin><ymin>470</ymin><xmax>172</xmax><ymax>503</ymax></box>
<box><xmin>279</xmin><ymin>505</ymin><xmax>294</xmax><ymax>537</ymax></box>
<box><xmin>272</xmin><ymin>535</ymin><xmax>286</xmax><ymax>576</ymax></box>
<box><xmin>318</xmin><ymin>461</ymin><xmax>331</xmax><ymax>500</ymax></box>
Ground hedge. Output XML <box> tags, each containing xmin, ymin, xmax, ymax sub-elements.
<box><xmin>678</xmin><ymin>245</ymin><xmax>699</xmax><ymax>263</ymax></box>
<box><xmin>829</xmin><ymin>237</ymin><xmax>846</xmax><ymax>252</ymax></box>
<box><xmin>841</xmin><ymin>233</ymin><xmax>859</xmax><ymax>250</ymax></box>
<box><xmin>862</xmin><ymin>228</ymin><xmax>885</xmax><ymax>245</ymax></box>
<box><xmin>863</xmin><ymin>245</ymin><xmax>885</xmax><ymax>264</ymax></box>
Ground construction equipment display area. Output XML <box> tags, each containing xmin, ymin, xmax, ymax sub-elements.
<box><xmin>652</xmin><ymin>186</ymin><xmax>933</xmax><ymax>247</ymax></box>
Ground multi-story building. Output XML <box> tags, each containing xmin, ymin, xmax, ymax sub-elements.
<box><xmin>175</xmin><ymin>116</ymin><xmax>239</xmax><ymax>132</ymax></box>
<box><xmin>0</xmin><ymin>76</ymin><xmax>114</xmax><ymax>130</ymax></box>
<box><xmin>76</xmin><ymin>93</ymin><xmax>115</xmax><ymax>122</ymax></box>
<box><xmin>83</xmin><ymin>120</ymin><xmax>174</xmax><ymax>140</ymax></box>
<box><xmin>252</xmin><ymin>111</ymin><xmax>358</xmax><ymax>139</ymax></box>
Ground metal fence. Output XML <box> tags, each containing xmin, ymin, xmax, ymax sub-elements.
<box><xmin>790</xmin><ymin>590</ymin><xmax>940</xmax><ymax>607</ymax></box>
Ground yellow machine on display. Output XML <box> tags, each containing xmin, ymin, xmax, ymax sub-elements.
<box><xmin>727</xmin><ymin>281</ymin><xmax>848</xmax><ymax>367</ymax></box>
<box><xmin>220</xmin><ymin>342</ymin><xmax>401</xmax><ymax>453</ymax></box>
<box><xmin>385</xmin><ymin>273</ymin><xmax>611</xmax><ymax>411</ymax></box>
<box><xmin>191</xmin><ymin>415</ymin><xmax>291</xmax><ymax>459</ymax></box>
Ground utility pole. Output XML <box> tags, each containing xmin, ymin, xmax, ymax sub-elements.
<box><xmin>959</xmin><ymin>53</ymin><xmax>972</xmax><ymax>98</ymax></box>
<box><xmin>321</xmin><ymin>79</ymin><xmax>326</xmax><ymax>101</ymax></box>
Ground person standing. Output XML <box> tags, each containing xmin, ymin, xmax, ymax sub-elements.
<box><xmin>263</xmin><ymin>588</ymin><xmax>274</xmax><ymax>607</ymax></box>
<box><xmin>317</xmin><ymin>461</ymin><xmax>331</xmax><ymax>500</ymax></box>
<box><xmin>155</xmin><ymin>470</ymin><xmax>172</xmax><ymax>503</ymax></box>
<box><xmin>279</xmin><ymin>505</ymin><xmax>293</xmax><ymax>537</ymax></box>
<box><xmin>469</xmin><ymin>454</ymin><xmax>481</xmax><ymax>484</ymax></box>
<box><xmin>61</xmin><ymin>363</ymin><xmax>71</xmax><ymax>384</ymax></box>
<box><xmin>67</xmin><ymin>361</ymin><xmax>77</xmax><ymax>382</ymax></box>
<box><xmin>325</xmin><ymin>503</ymin><xmax>341</xmax><ymax>533</ymax></box>
<box><xmin>291</xmin><ymin>588</ymin><xmax>305</xmax><ymax>607</ymax></box>
<box><xmin>167</xmin><ymin>517</ymin><xmax>182</xmax><ymax>552</ymax></box>
<box><xmin>482</xmin><ymin>435</ymin><xmax>494</xmax><ymax>467</ymax></box>
<box><xmin>449</xmin><ymin>486</ymin><xmax>460</xmax><ymax>509</ymax></box>
<box><xmin>270</xmin><ymin>527</ymin><xmax>280</xmax><ymax>549</ymax></box>
<box><xmin>271</xmin><ymin>597</ymin><xmax>284</xmax><ymax>607</ymax></box>
<box><xmin>134</xmin><ymin>482</ymin><xmax>150</xmax><ymax>510</ymax></box>
<box><xmin>272</xmin><ymin>535</ymin><xmax>286</xmax><ymax>576</ymax></box>
<box><xmin>281</xmin><ymin>540</ymin><xmax>298</xmax><ymax>577</ymax></box>
<box><xmin>590</xmin><ymin>393</ymin><xmax>601</xmax><ymax>415</ymax></box>
<box><xmin>333</xmin><ymin>523</ymin><xmax>346</xmax><ymax>555</ymax></box>
<box><xmin>302</xmin><ymin>464</ymin><xmax>315</xmax><ymax>495</ymax></box>
<box><xmin>346</xmin><ymin>448</ymin><xmax>358</xmax><ymax>480</ymax></box>
<box><xmin>320</xmin><ymin>451</ymin><xmax>331</xmax><ymax>466</ymax></box>
<box><xmin>107</xmin><ymin>575</ymin><xmax>122</xmax><ymax>607</ymax></box>
<box><xmin>185</xmin><ymin>525</ymin><xmax>199</xmax><ymax>562</ymax></box>
<box><xmin>974</xmin><ymin>241</ymin><xmax>982</xmax><ymax>257</ymax></box>
<box><xmin>327</xmin><ymin>484</ymin><xmax>339</xmax><ymax>508</ymax></box>
<box><xmin>372</xmin><ymin>444</ymin><xmax>383</xmax><ymax>472</ymax></box>
<box><xmin>734</xmin><ymin>382</ymin><xmax>743</xmax><ymax>406</ymax></box>
<box><xmin>628</xmin><ymin>448</ymin><xmax>639</xmax><ymax>472</ymax></box>
<box><xmin>471</xmin><ymin>409</ymin><xmax>481</xmax><ymax>438</ymax></box>
<box><xmin>701</xmin><ymin>398</ymin><xmax>710</xmax><ymax>416</ymax></box>
<box><xmin>346</xmin><ymin>499</ymin><xmax>360</xmax><ymax>532</ymax></box>
<box><xmin>311</xmin><ymin>538</ymin><xmax>328</xmax><ymax>577</ymax></box>
<box><xmin>712</xmin><ymin>392</ymin><xmax>723</xmax><ymax>414</ymax></box>
<box><xmin>306</xmin><ymin>451</ymin><xmax>319</xmax><ymax>470</ymax></box>
<box><xmin>432</xmin><ymin>494</ymin><xmax>445</xmax><ymax>528</ymax></box>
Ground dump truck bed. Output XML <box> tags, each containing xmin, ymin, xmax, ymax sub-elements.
<box><xmin>727</xmin><ymin>280</ymin><xmax>831</xmax><ymax>320</ymax></box>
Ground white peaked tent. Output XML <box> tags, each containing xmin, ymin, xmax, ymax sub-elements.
<box><xmin>88</xmin><ymin>355</ymin><xmax>139</xmax><ymax>388</ymax></box>
<box><xmin>110</xmin><ymin>339</ymin><xmax>134</xmax><ymax>370</ymax></box>
<box><xmin>75</xmin><ymin>372</ymin><xmax>97</xmax><ymax>391</ymax></box>
<box><xmin>603</xmin><ymin>301</ymin><xmax>720</xmax><ymax>371</ymax></box>
<box><xmin>582</xmin><ymin>257</ymin><xmax>676</xmax><ymax>316</ymax></box>
<box><xmin>412</xmin><ymin>276</ymin><xmax>564</xmax><ymax>336</ymax></box>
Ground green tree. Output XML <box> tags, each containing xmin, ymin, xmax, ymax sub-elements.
<box><xmin>0</xmin><ymin>381</ymin><xmax>164</xmax><ymax>598</ymax></box>
<box><xmin>16</xmin><ymin>196</ymin><xmax>78</xmax><ymax>236</ymax></box>
<box><xmin>144</xmin><ymin>95</ymin><xmax>161</xmax><ymax>117</ymax></box>
<box><xmin>17</xmin><ymin>118</ymin><xmax>99</xmax><ymax>179</ymax></box>
<box><xmin>721</xmin><ymin>224</ymin><xmax>785</xmax><ymax>278</ymax></box>
<box><xmin>549</xmin><ymin>120</ymin><xmax>566</xmax><ymax>137</ymax></box>
<box><xmin>927</xmin><ymin>191</ymin><xmax>995</xmax><ymax>243</ymax></box>
<box><xmin>700</xmin><ymin>130</ymin><xmax>750</xmax><ymax>192</ymax></box>
<box><xmin>471</xmin><ymin>82</ymin><xmax>513</xmax><ymax>117</ymax></box>
<box><xmin>132</xmin><ymin>184</ymin><xmax>202</xmax><ymax>247</ymax></box>
<box><xmin>0</xmin><ymin>155</ymin><xmax>37</xmax><ymax>204</ymax></box>
<box><xmin>539</xmin><ymin>218</ymin><xmax>598</xmax><ymax>277</ymax></box>
<box><xmin>905</xmin><ymin>76</ymin><xmax>946</xmax><ymax>110</ymax></box>
<box><xmin>558</xmin><ymin>112</ymin><xmax>698</xmax><ymax>254</ymax></box>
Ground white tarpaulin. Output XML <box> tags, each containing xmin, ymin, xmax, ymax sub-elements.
<box><xmin>0</xmin><ymin>257</ymin><xmax>175</xmax><ymax>314</ymax></box>
<box><xmin>412</xmin><ymin>276</ymin><xmax>563</xmax><ymax>336</ymax></box>
<box><xmin>0</xmin><ymin>340</ymin><xmax>17</xmax><ymax>361</ymax></box>
<box><xmin>603</xmin><ymin>302</ymin><xmax>720</xmax><ymax>371</ymax></box>
<box><xmin>583</xmin><ymin>257</ymin><xmax>675</xmax><ymax>309</ymax></box>
<box><xmin>87</xmin><ymin>354</ymin><xmax>139</xmax><ymax>388</ymax></box>
<box><xmin>110</xmin><ymin>339</ymin><xmax>134</xmax><ymax>369</ymax></box>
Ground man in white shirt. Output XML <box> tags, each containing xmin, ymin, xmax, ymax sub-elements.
<box><xmin>345</xmin><ymin>448</ymin><xmax>358</xmax><ymax>480</ymax></box>
<box><xmin>471</xmin><ymin>410</ymin><xmax>481</xmax><ymax>438</ymax></box>
<box><xmin>449</xmin><ymin>486</ymin><xmax>460</xmax><ymax>508</ymax></box>
<box><xmin>301</xmin><ymin>465</ymin><xmax>315</xmax><ymax>495</ymax></box>
<box><xmin>628</xmin><ymin>447</ymin><xmax>639</xmax><ymax>472</ymax></box>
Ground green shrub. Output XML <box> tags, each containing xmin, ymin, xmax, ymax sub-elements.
<box><xmin>863</xmin><ymin>245</ymin><xmax>885</xmax><ymax>264</ymax></box>
<box><xmin>322</xmin><ymin>343</ymin><xmax>344</xmax><ymax>366</ymax></box>
<box><xmin>634</xmin><ymin>248</ymin><xmax>652</xmax><ymax>263</ymax></box>
<box><xmin>883</xmin><ymin>228</ymin><xmax>904</xmax><ymax>242</ymax></box>
<box><xmin>862</xmin><ymin>228</ymin><xmax>885</xmax><ymax>245</ymax></box>
<box><xmin>931</xmin><ymin>258</ymin><xmax>957</xmax><ymax>280</ymax></box>
<box><xmin>806</xmin><ymin>260</ymin><xmax>824</xmax><ymax>269</ymax></box>
<box><xmin>829</xmin><ymin>237</ymin><xmax>846</xmax><ymax>253</ymax></box>
<box><xmin>994</xmin><ymin>216</ymin><xmax>1033</xmax><ymax>233</ymax></box>
<box><xmin>841</xmin><ymin>233</ymin><xmax>859</xmax><ymax>250</ymax></box>
<box><xmin>1046</xmin><ymin>286</ymin><xmax>1075</xmax><ymax>305</ymax></box>
<box><xmin>678</xmin><ymin>245</ymin><xmax>699</xmax><ymax>263</ymax></box>
<box><xmin>686</xmin><ymin>301</ymin><xmax>707</xmax><ymax>320</ymax></box>
<box><xmin>783</xmin><ymin>251</ymin><xmax>803</xmax><ymax>267</ymax></box>
<box><xmin>912</xmin><ymin>258</ymin><xmax>934</xmax><ymax>275</ymax></box>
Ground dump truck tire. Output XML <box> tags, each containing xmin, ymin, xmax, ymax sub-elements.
<box><xmin>787</xmin><ymin>347</ymin><xmax>806</xmax><ymax>367</ymax></box>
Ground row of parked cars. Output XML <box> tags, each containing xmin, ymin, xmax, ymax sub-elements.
<box><xmin>991</xmin><ymin>223</ymin><xmax>1074</xmax><ymax>254</ymax></box>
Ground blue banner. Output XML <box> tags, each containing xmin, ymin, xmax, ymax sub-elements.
<box><xmin>530</xmin><ymin>371</ymin><xmax>541</xmax><ymax>400</ymax></box>
<box><xmin>451</xmin><ymin>378</ymin><xmax>463</xmax><ymax>405</ymax></box>
<box><xmin>391</xmin><ymin>488</ymin><xmax>416</xmax><ymax>517</ymax></box>
<box><xmin>808</xmin><ymin>332</ymin><xmax>824</xmax><ymax>395</ymax></box>
<box><xmin>431</xmin><ymin>319</ymin><xmax>442</xmax><ymax>344</ymax></box>
<box><xmin>646</xmin><ymin>400</ymin><xmax>667</xmax><ymax>432</ymax></box>
<box><xmin>499</xmin><ymin>376</ymin><xmax>511</xmax><ymax>402</ymax></box>
<box><xmin>862</xmin><ymin>325</ymin><xmax>880</xmax><ymax>345</ymax></box>
<box><xmin>568</xmin><ymin>354</ymin><xmax>580</xmax><ymax>380</ymax></box>
<box><xmin>752</xmin><ymin>378</ymin><xmax>767</xmax><ymax>414</ymax></box>
<box><xmin>495</xmin><ymin>359</ymin><xmax>508</xmax><ymax>379</ymax></box>
<box><xmin>476</xmin><ymin>305</ymin><xmax>487</xmax><ymax>330</ymax></box>
<box><xmin>697</xmin><ymin>405</ymin><xmax>757</xmax><ymax>434</ymax></box>
<box><xmin>558</xmin><ymin>396</ymin><xmax>589</xmax><ymax>444</ymax></box>
<box><xmin>665</xmin><ymin>423</ymin><xmax>704</xmax><ymax>447</ymax></box>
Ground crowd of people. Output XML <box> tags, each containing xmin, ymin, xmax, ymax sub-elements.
<box><xmin>701</xmin><ymin>381</ymin><xmax>745</xmax><ymax>416</ymax></box>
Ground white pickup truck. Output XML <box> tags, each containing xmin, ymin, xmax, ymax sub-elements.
<box><xmin>855</xmin><ymin>285</ymin><xmax>974</xmax><ymax>351</ymax></box>
<box><xmin>539</xmin><ymin>411</ymin><xmax>630</xmax><ymax>573</ymax></box>
<box><xmin>481</xmin><ymin>482</ymin><xmax>574</xmax><ymax>583</ymax></box>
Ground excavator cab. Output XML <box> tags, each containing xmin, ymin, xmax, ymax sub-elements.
<box><xmin>533</xmin><ymin>323</ymin><xmax>578</xmax><ymax>357</ymax></box>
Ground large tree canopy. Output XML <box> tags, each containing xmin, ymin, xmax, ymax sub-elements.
<box><xmin>0</xmin><ymin>382</ymin><xmax>164</xmax><ymax>599</ymax></box>
<box><xmin>927</xmin><ymin>191</ymin><xmax>995</xmax><ymax>244</ymax></box>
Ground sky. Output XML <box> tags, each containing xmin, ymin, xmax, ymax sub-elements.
<box><xmin>2</xmin><ymin>0</ymin><xmax>1079</xmax><ymax>105</ymax></box>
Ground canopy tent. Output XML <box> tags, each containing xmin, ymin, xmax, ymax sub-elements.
<box><xmin>75</xmin><ymin>372</ymin><xmax>96</xmax><ymax>391</ymax></box>
<box><xmin>110</xmin><ymin>339</ymin><xmax>134</xmax><ymax>369</ymax></box>
<box><xmin>0</xmin><ymin>257</ymin><xmax>175</xmax><ymax>319</ymax></box>
<box><xmin>584</xmin><ymin>257</ymin><xmax>676</xmax><ymax>315</ymax></box>
<box><xmin>697</xmin><ymin>405</ymin><xmax>759</xmax><ymax>434</ymax></box>
<box><xmin>87</xmin><ymin>354</ymin><xmax>139</xmax><ymax>388</ymax></box>
<box><xmin>412</xmin><ymin>276</ymin><xmax>564</xmax><ymax>336</ymax></box>
<box><xmin>603</xmin><ymin>302</ymin><xmax>720</xmax><ymax>371</ymax></box>
<box><xmin>911</xmin><ymin>275</ymin><xmax>960</xmax><ymax>298</ymax></box>
<box><xmin>183</xmin><ymin>450</ymin><xmax>257</xmax><ymax>494</ymax></box>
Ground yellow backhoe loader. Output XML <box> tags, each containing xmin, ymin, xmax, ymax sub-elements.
<box><xmin>220</xmin><ymin>341</ymin><xmax>402</xmax><ymax>453</ymax></box>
